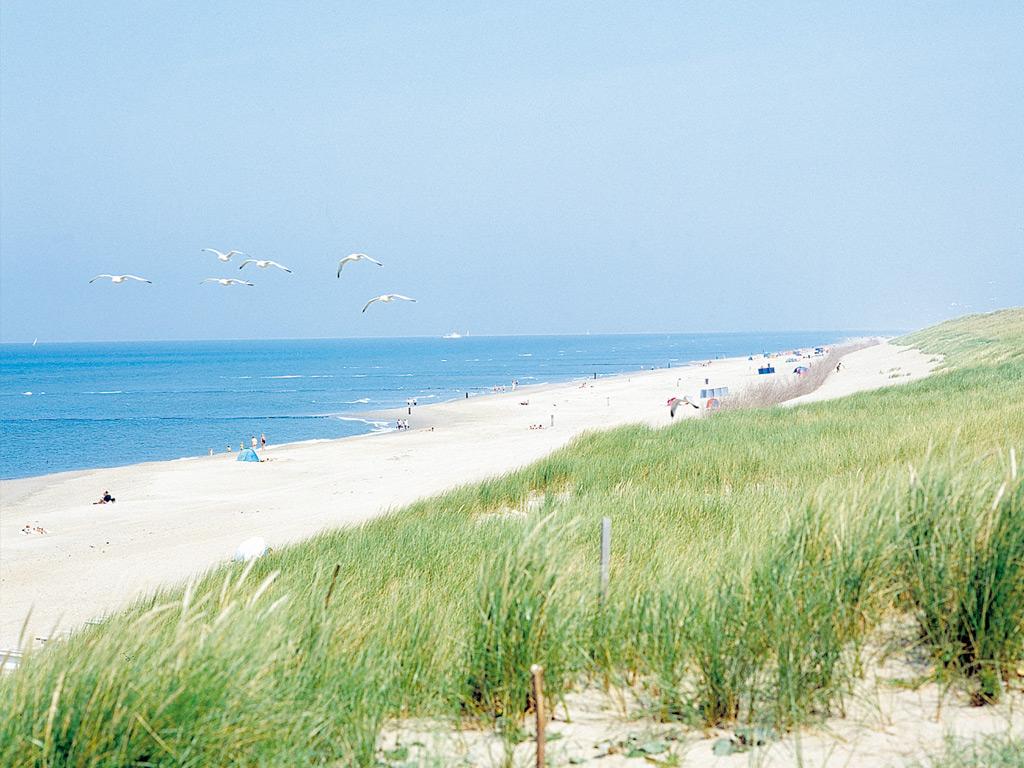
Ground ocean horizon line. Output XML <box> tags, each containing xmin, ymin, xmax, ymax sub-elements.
<box><xmin>0</xmin><ymin>327</ymin><xmax>904</xmax><ymax>346</ymax></box>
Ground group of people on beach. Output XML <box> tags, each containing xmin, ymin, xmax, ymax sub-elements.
<box><xmin>220</xmin><ymin>433</ymin><xmax>267</xmax><ymax>453</ymax></box>
<box><xmin>396</xmin><ymin>419</ymin><xmax>411</xmax><ymax>431</ymax></box>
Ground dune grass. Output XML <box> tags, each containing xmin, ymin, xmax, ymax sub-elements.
<box><xmin>909</xmin><ymin>733</ymin><xmax>1024</xmax><ymax>768</ymax></box>
<box><xmin>899</xmin><ymin>307</ymin><xmax>1024</xmax><ymax>367</ymax></box>
<box><xmin>1</xmin><ymin>312</ymin><xmax>1022</xmax><ymax>767</ymax></box>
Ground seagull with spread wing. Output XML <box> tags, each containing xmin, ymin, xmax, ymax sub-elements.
<box><xmin>239</xmin><ymin>259</ymin><xmax>292</xmax><ymax>273</ymax></box>
<box><xmin>337</xmin><ymin>253</ymin><xmax>383</xmax><ymax>277</ymax></box>
<box><xmin>362</xmin><ymin>294</ymin><xmax>416</xmax><ymax>313</ymax></box>
<box><xmin>202</xmin><ymin>248</ymin><xmax>245</xmax><ymax>263</ymax></box>
<box><xmin>201</xmin><ymin>278</ymin><xmax>254</xmax><ymax>287</ymax></box>
<box><xmin>89</xmin><ymin>274</ymin><xmax>152</xmax><ymax>284</ymax></box>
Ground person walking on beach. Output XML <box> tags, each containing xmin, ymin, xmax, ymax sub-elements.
<box><xmin>261</xmin><ymin>433</ymin><xmax>266</xmax><ymax>449</ymax></box>
<box><xmin>251</xmin><ymin>435</ymin><xmax>257</xmax><ymax>450</ymax></box>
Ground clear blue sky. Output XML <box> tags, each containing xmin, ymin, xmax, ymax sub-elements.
<box><xmin>1</xmin><ymin>1</ymin><xmax>1021</xmax><ymax>342</ymax></box>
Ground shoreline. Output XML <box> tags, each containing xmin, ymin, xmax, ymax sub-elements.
<box><xmin>1</xmin><ymin>331</ymin><xmax>881</xmax><ymax>483</ymax></box>
<box><xmin>0</xmin><ymin>340</ymin><xmax>936</xmax><ymax>649</ymax></box>
<box><xmin>0</xmin><ymin>357</ymin><xmax>709</xmax><ymax>486</ymax></box>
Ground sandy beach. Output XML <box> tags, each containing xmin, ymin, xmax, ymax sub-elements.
<box><xmin>0</xmin><ymin>341</ymin><xmax>937</xmax><ymax>650</ymax></box>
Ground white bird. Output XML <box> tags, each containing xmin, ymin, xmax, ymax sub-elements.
<box><xmin>201</xmin><ymin>278</ymin><xmax>254</xmax><ymax>287</ymax></box>
<box><xmin>668</xmin><ymin>396</ymin><xmax>699</xmax><ymax>418</ymax></box>
<box><xmin>337</xmin><ymin>253</ymin><xmax>383</xmax><ymax>277</ymax></box>
<box><xmin>233</xmin><ymin>536</ymin><xmax>268</xmax><ymax>562</ymax></box>
<box><xmin>239</xmin><ymin>259</ymin><xmax>292</xmax><ymax>273</ymax></box>
<box><xmin>89</xmin><ymin>274</ymin><xmax>152</xmax><ymax>284</ymax></box>
<box><xmin>362</xmin><ymin>294</ymin><xmax>416</xmax><ymax>313</ymax></box>
<box><xmin>202</xmin><ymin>248</ymin><xmax>245</xmax><ymax>262</ymax></box>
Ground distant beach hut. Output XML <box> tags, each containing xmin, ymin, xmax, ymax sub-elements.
<box><xmin>757</xmin><ymin>365</ymin><xmax>776</xmax><ymax>375</ymax></box>
<box><xmin>793</xmin><ymin>366</ymin><xmax>810</xmax><ymax>376</ymax></box>
<box><xmin>700</xmin><ymin>387</ymin><xmax>729</xmax><ymax>399</ymax></box>
<box><xmin>705</xmin><ymin>397</ymin><xmax>722</xmax><ymax>410</ymax></box>
<box><xmin>236</xmin><ymin>448</ymin><xmax>260</xmax><ymax>462</ymax></box>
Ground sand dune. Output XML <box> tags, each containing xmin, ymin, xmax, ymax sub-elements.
<box><xmin>0</xmin><ymin>341</ymin><xmax>937</xmax><ymax>649</ymax></box>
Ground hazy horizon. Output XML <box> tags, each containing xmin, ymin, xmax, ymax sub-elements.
<box><xmin>1</xmin><ymin>326</ymin><xmax>908</xmax><ymax>346</ymax></box>
<box><xmin>2</xmin><ymin>2</ymin><xmax>1021</xmax><ymax>343</ymax></box>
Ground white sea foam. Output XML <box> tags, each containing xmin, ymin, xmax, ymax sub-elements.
<box><xmin>264</xmin><ymin>375</ymin><xmax>303</xmax><ymax>379</ymax></box>
<box><xmin>345</xmin><ymin>398</ymin><xmax>371</xmax><ymax>404</ymax></box>
<box><xmin>333</xmin><ymin>416</ymin><xmax>391</xmax><ymax>432</ymax></box>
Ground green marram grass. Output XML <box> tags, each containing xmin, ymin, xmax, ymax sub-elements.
<box><xmin>2</xmin><ymin>311</ymin><xmax>1022</xmax><ymax>767</ymax></box>
<box><xmin>909</xmin><ymin>733</ymin><xmax>1024</xmax><ymax>768</ymax></box>
<box><xmin>898</xmin><ymin>307</ymin><xmax>1024</xmax><ymax>367</ymax></box>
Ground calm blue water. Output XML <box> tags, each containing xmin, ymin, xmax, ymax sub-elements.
<box><xmin>0</xmin><ymin>332</ymin><xmax>870</xmax><ymax>479</ymax></box>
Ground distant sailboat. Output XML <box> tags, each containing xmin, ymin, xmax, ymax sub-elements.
<box><xmin>32</xmin><ymin>338</ymin><xmax>38</xmax><ymax>347</ymax></box>
<box><xmin>442</xmin><ymin>331</ymin><xmax>464</xmax><ymax>339</ymax></box>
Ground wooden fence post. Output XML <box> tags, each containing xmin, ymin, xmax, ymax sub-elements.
<box><xmin>531</xmin><ymin>664</ymin><xmax>545</xmax><ymax>768</ymax></box>
<box><xmin>600</xmin><ymin>516</ymin><xmax>611</xmax><ymax>599</ymax></box>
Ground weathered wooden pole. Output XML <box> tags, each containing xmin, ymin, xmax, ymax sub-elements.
<box><xmin>323</xmin><ymin>564</ymin><xmax>341</xmax><ymax>610</ymax></box>
<box><xmin>600</xmin><ymin>516</ymin><xmax>611</xmax><ymax>599</ymax></box>
<box><xmin>531</xmin><ymin>664</ymin><xmax>545</xmax><ymax>768</ymax></box>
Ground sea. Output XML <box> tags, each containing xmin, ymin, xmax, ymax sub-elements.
<box><xmin>0</xmin><ymin>331</ymin><xmax>875</xmax><ymax>480</ymax></box>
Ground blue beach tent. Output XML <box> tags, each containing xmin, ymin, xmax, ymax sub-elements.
<box><xmin>237</xmin><ymin>448</ymin><xmax>260</xmax><ymax>462</ymax></box>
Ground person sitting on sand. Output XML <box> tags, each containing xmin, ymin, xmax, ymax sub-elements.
<box><xmin>93</xmin><ymin>490</ymin><xmax>115</xmax><ymax>505</ymax></box>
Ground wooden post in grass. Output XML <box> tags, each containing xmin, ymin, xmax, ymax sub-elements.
<box><xmin>599</xmin><ymin>516</ymin><xmax>611</xmax><ymax>600</ymax></box>
<box><xmin>531</xmin><ymin>664</ymin><xmax>545</xmax><ymax>768</ymax></box>
<box><xmin>323</xmin><ymin>564</ymin><xmax>341</xmax><ymax>610</ymax></box>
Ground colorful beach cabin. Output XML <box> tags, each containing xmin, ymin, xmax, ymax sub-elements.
<box><xmin>757</xmin><ymin>365</ymin><xmax>775</xmax><ymax>375</ymax></box>
<box><xmin>700</xmin><ymin>386</ymin><xmax>729</xmax><ymax>410</ymax></box>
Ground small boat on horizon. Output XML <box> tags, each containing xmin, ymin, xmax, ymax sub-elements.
<box><xmin>442</xmin><ymin>331</ymin><xmax>465</xmax><ymax>339</ymax></box>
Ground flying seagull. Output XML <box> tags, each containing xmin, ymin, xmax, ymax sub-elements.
<box><xmin>202</xmin><ymin>248</ymin><xmax>245</xmax><ymax>262</ymax></box>
<box><xmin>201</xmin><ymin>278</ymin><xmax>254</xmax><ymax>287</ymax></box>
<box><xmin>239</xmin><ymin>259</ymin><xmax>292</xmax><ymax>273</ymax></box>
<box><xmin>89</xmin><ymin>274</ymin><xmax>152</xmax><ymax>284</ymax></box>
<box><xmin>337</xmin><ymin>253</ymin><xmax>383</xmax><ymax>277</ymax></box>
<box><xmin>667</xmin><ymin>396</ymin><xmax>699</xmax><ymax>418</ymax></box>
<box><xmin>362</xmin><ymin>294</ymin><xmax>416</xmax><ymax>313</ymax></box>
